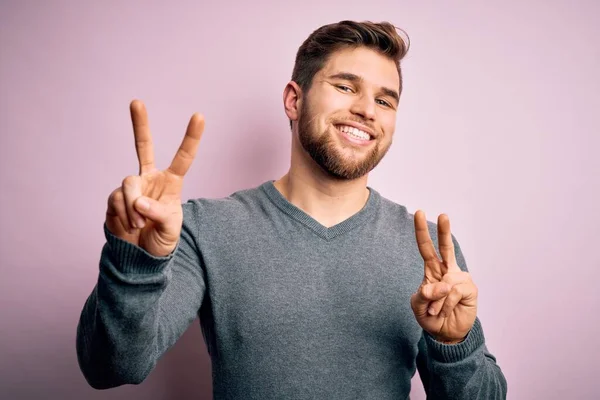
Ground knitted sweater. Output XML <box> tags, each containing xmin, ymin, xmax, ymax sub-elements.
<box><xmin>76</xmin><ymin>180</ymin><xmax>507</xmax><ymax>399</ymax></box>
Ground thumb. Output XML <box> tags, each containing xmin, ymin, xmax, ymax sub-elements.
<box><xmin>133</xmin><ymin>196</ymin><xmax>170</xmax><ymax>225</ymax></box>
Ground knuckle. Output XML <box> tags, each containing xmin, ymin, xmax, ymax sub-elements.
<box><xmin>449</xmin><ymin>291</ymin><xmax>461</xmax><ymax>304</ymax></box>
<box><xmin>139</xmin><ymin>161</ymin><xmax>154</xmax><ymax>172</ymax></box>
<box><xmin>108</xmin><ymin>188</ymin><xmax>123</xmax><ymax>205</ymax></box>
<box><xmin>122</xmin><ymin>175</ymin><xmax>139</xmax><ymax>189</ymax></box>
<box><xmin>111</xmin><ymin>199</ymin><xmax>126</xmax><ymax>217</ymax></box>
<box><xmin>177</xmin><ymin>147</ymin><xmax>194</xmax><ymax>161</ymax></box>
<box><xmin>450</xmin><ymin>285</ymin><xmax>461</xmax><ymax>296</ymax></box>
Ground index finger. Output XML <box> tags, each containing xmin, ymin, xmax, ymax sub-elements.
<box><xmin>414</xmin><ymin>210</ymin><xmax>439</xmax><ymax>262</ymax></box>
<box><xmin>130</xmin><ymin>100</ymin><xmax>156</xmax><ymax>175</ymax></box>
<box><xmin>168</xmin><ymin>113</ymin><xmax>205</xmax><ymax>177</ymax></box>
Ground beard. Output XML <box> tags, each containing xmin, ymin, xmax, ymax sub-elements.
<box><xmin>297</xmin><ymin>100</ymin><xmax>391</xmax><ymax>180</ymax></box>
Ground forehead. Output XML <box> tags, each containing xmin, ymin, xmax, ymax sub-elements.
<box><xmin>319</xmin><ymin>46</ymin><xmax>400</xmax><ymax>89</ymax></box>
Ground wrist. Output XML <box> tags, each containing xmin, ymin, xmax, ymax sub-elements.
<box><xmin>424</xmin><ymin>318</ymin><xmax>485</xmax><ymax>363</ymax></box>
<box><xmin>433</xmin><ymin>335</ymin><xmax>466</xmax><ymax>345</ymax></box>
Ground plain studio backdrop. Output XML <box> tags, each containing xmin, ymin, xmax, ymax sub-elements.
<box><xmin>1</xmin><ymin>1</ymin><xmax>598</xmax><ymax>399</ymax></box>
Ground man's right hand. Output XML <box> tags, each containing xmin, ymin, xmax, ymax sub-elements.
<box><xmin>105</xmin><ymin>100</ymin><xmax>205</xmax><ymax>257</ymax></box>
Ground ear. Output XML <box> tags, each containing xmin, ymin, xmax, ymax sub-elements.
<box><xmin>283</xmin><ymin>81</ymin><xmax>302</xmax><ymax>124</ymax></box>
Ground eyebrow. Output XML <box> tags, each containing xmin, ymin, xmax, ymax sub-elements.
<box><xmin>327</xmin><ymin>72</ymin><xmax>400</xmax><ymax>103</ymax></box>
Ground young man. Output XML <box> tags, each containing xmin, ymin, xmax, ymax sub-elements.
<box><xmin>77</xmin><ymin>20</ymin><xmax>507</xmax><ymax>399</ymax></box>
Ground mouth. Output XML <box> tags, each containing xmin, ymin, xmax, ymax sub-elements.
<box><xmin>334</xmin><ymin>124</ymin><xmax>375</xmax><ymax>146</ymax></box>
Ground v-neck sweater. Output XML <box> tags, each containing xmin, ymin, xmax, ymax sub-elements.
<box><xmin>76</xmin><ymin>181</ymin><xmax>507</xmax><ymax>399</ymax></box>
<box><xmin>261</xmin><ymin>180</ymin><xmax>379</xmax><ymax>240</ymax></box>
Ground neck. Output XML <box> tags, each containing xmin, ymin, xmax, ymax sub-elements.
<box><xmin>273</xmin><ymin>153</ymin><xmax>370</xmax><ymax>228</ymax></box>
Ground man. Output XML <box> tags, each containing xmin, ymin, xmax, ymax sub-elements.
<box><xmin>77</xmin><ymin>20</ymin><xmax>507</xmax><ymax>399</ymax></box>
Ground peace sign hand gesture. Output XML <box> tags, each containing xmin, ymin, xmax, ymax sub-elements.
<box><xmin>105</xmin><ymin>100</ymin><xmax>205</xmax><ymax>257</ymax></box>
<box><xmin>410</xmin><ymin>211</ymin><xmax>478</xmax><ymax>344</ymax></box>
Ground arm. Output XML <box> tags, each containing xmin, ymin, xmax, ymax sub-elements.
<box><xmin>76</xmin><ymin>201</ymin><xmax>206</xmax><ymax>389</ymax></box>
<box><xmin>416</xmin><ymin>317</ymin><xmax>507</xmax><ymax>399</ymax></box>
<box><xmin>415</xmin><ymin>234</ymin><xmax>507</xmax><ymax>399</ymax></box>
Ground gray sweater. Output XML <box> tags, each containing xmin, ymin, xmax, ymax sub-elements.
<box><xmin>76</xmin><ymin>181</ymin><xmax>507</xmax><ymax>399</ymax></box>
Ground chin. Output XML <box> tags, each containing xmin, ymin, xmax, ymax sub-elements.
<box><xmin>299</xmin><ymin>119</ymin><xmax>388</xmax><ymax>180</ymax></box>
<box><xmin>320</xmin><ymin>155</ymin><xmax>378</xmax><ymax>180</ymax></box>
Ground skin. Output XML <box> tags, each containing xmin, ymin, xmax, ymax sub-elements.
<box><xmin>105</xmin><ymin>46</ymin><xmax>478</xmax><ymax>344</ymax></box>
<box><xmin>277</xmin><ymin>46</ymin><xmax>478</xmax><ymax>343</ymax></box>
<box><xmin>105</xmin><ymin>101</ymin><xmax>204</xmax><ymax>257</ymax></box>
<box><xmin>276</xmin><ymin>47</ymin><xmax>399</xmax><ymax>227</ymax></box>
<box><xmin>411</xmin><ymin>211</ymin><xmax>478</xmax><ymax>344</ymax></box>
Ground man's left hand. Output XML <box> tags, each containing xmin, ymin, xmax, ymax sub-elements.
<box><xmin>410</xmin><ymin>210</ymin><xmax>478</xmax><ymax>344</ymax></box>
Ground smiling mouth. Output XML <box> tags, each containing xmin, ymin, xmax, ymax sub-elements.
<box><xmin>334</xmin><ymin>124</ymin><xmax>374</xmax><ymax>142</ymax></box>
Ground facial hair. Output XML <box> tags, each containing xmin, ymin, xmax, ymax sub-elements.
<box><xmin>297</xmin><ymin>99</ymin><xmax>391</xmax><ymax>180</ymax></box>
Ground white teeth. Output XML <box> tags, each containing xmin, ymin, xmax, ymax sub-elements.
<box><xmin>338</xmin><ymin>125</ymin><xmax>370</xmax><ymax>140</ymax></box>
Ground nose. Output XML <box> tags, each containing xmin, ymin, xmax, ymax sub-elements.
<box><xmin>350</xmin><ymin>93</ymin><xmax>376</xmax><ymax>121</ymax></box>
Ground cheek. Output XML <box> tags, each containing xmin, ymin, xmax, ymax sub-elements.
<box><xmin>319</xmin><ymin>92</ymin><xmax>352</xmax><ymax>115</ymax></box>
<box><xmin>380</xmin><ymin>113</ymin><xmax>397</xmax><ymax>137</ymax></box>
<box><xmin>328</xmin><ymin>93</ymin><xmax>352</xmax><ymax>109</ymax></box>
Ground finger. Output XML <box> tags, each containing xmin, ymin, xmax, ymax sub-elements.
<box><xmin>411</xmin><ymin>282</ymin><xmax>451</xmax><ymax>312</ymax></box>
<box><xmin>421</xmin><ymin>282</ymin><xmax>449</xmax><ymax>316</ymax></box>
<box><xmin>107</xmin><ymin>187</ymin><xmax>132</xmax><ymax>234</ymax></box>
<box><xmin>427</xmin><ymin>271</ymin><xmax>470</xmax><ymax>315</ymax></box>
<box><xmin>122</xmin><ymin>175</ymin><xmax>145</xmax><ymax>230</ymax></box>
<box><xmin>439</xmin><ymin>282</ymin><xmax>476</xmax><ymax>318</ymax></box>
<box><xmin>168</xmin><ymin>113</ymin><xmax>205</xmax><ymax>177</ymax></box>
<box><xmin>415</xmin><ymin>210</ymin><xmax>444</xmax><ymax>279</ymax></box>
<box><xmin>427</xmin><ymin>297</ymin><xmax>446</xmax><ymax>316</ymax></box>
<box><xmin>437</xmin><ymin>214</ymin><xmax>458</xmax><ymax>268</ymax></box>
<box><xmin>133</xmin><ymin>196</ymin><xmax>171</xmax><ymax>225</ymax></box>
<box><xmin>421</xmin><ymin>282</ymin><xmax>451</xmax><ymax>301</ymax></box>
<box><xmin>130</xmin><ymin>100</ymin><xmax>156</xmax><ymax>175</ymax></box>
<box><xmin>414</xmin><ymin>210</ymin><xmax>439</xmax><ymax>262</ymax></box>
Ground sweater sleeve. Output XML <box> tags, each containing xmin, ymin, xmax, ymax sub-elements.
<box><xmin>76</xmin><ymin>201</ymin><xmax>206</xmax><ymax>389</ymax></box>
<box><xmin>415</xmin><ymin>234</ymin><xmax>507</xmax><ymax>399</ymax></box>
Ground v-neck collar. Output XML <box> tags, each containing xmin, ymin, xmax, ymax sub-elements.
<box><xmin>260</xmin><ymin>180</ymin><xmax>380</xmax><ymax>241</ymax></box>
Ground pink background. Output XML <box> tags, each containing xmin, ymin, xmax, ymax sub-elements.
<box><xmin>1</xmin><ymin>1</ymin><xmax>598</xmax><ymax>399</ymax></box>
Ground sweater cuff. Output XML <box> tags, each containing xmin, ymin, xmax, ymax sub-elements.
<box><xmin>423</xmin><ymin>317</ymin><xmax>485</xmax><ymax>363</ymax></box>
<box><xmin>103</xmin><ymin>223</ymin><xmax>178</xmax><ymax>275</ymax></box>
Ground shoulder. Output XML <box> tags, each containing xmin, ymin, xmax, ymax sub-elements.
<box><xmin>375</xmin><ymin>191</ymin><xmax>468</xmax><ymax>269</ymax></box>
<box><xmin>182</xmin><ymin>185</ymin><xmax>274</xmax><ymax>232</ymax></box>
<box><xmin>376</xmin><ymin>191</ymin><xmax>426</xmax><ymax>233</ymax></box>
<box><xmin>377</xmin><ymin>194</ymin><xmax>411</xmax><ymax>224</ymax></box>
<box><xmin>376</xmin><ymin>191</ymin><xmax>446</xmax><ymax>238</ymax></box>
<box><xmin>182</xmin><ymin>184</ymin><xmax>265</xmax><ymax>225</ymax></box>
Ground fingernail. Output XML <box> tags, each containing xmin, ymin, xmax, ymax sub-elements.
<box><xmin>137</xmin><ymin>198</ymin><xmax>149</xmax><ymax>210</ymax></box>
<box><xmin>136</xmin><ymin>217</ymin><xmax>145</xmax><ymax>229</ymax></box>
<box><xmin>428</xmin><ymin>307</ymin><xmax>436</xmax><ymax>315</ymax></box>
